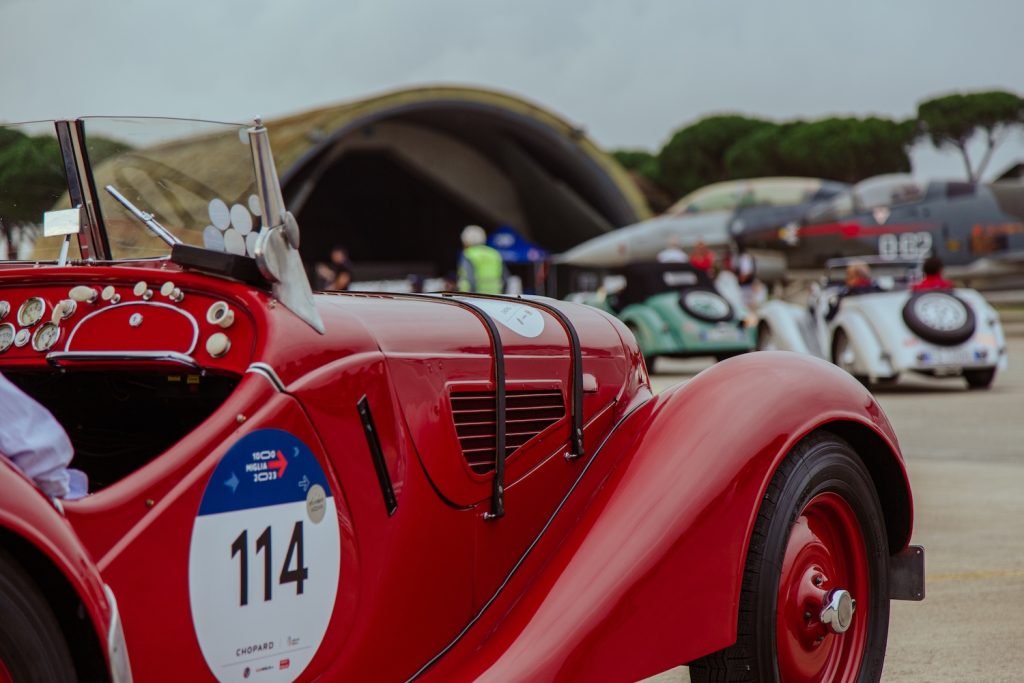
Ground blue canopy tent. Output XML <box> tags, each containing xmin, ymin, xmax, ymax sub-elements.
<box><xmin>487</xmin><ymin>226</ymin><xmax>549</xmax><ymax>294</ymax></box>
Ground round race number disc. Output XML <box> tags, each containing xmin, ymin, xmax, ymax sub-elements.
<box><xmin>189</xmin><ymin>429</ymin><xmax>340</xmax><ymax>682</ymax></box>
<box><xmin>457</xmin><ymin>298</ymin><xmax>545</xmax><ymax>338</ymax></box>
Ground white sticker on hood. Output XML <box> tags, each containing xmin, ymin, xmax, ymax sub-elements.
<box><xmin>458</xmin><ymin>299</ymin><xmax>545</xmax><ymax>338</ymax></box>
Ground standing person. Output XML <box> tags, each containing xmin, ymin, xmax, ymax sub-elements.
<box><xmin>457</xmin><ymin>225</ymin><xmax>507</xmax><ymax>294</ymax></box>
<box><xmin>689</xmin><ymin>239</ymin><xmax>715</xmax><ymax>273</ymax></box>
<box><xmin>913</xmin><ymin>256</ymin><xmax>954</xmax><ymax>290</ymax></box>
<box><xmin>656</xmin><ymin>237</ymin><xmax>688</xmax><ymax>263</ymax></box>
<box><xmin>314</xmin><ymin>245</ymin><xmax>353</xmax><ymax>291</ymax></box>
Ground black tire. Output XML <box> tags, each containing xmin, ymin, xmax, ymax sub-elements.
<box><xmin>689</xmin><ymin>433</ymin><xmax>890</xmax><ymax>683</ymax></box>
<box><xmin>644</xmin><ymin>355</ymin><xmax>658</xmax><ymax>374</ymax></box>
<box><xmin>832</xmin><ymin>329</ymin><xmax>868</xmax><ymax>387</ymax></box>
<box><xmin>901</xmin><ymin>291</ymin><xmax>975</xmax><ymax>346</ymax></box>
<box><xmin>0</xmin><ymin>547</ymin><xmax>77</xmax><ymax>682</ymax></box>
<box><xmin>680</xmin><ymin>289</ymin><xmax>734</xmax><ymax>324</ymax></box>
<box><xmin>964</xmin><ymin>368</ymin><xmax>996</xmax><ymax>390</ymax></box>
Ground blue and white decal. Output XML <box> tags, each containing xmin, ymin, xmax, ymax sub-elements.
<box><xmin>189</xmin><ymin>429</ymin><xmax>340</xmax><ymax>682</ymax></box>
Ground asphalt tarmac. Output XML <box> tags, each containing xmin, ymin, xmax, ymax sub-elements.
<box><xmin>643</xmin><ymin>335</ymin><xmax>1024</xmax><ymax>682</ymax></box>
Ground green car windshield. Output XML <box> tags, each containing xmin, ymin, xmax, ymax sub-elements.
<box><xmin>0</xmin><ymin>117</ymin><xmax>259</xmax><ymax>262</ymax></box>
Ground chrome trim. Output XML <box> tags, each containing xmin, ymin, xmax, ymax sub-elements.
<box><xmin>246</xmin><ymin>362</ymin><xmax>286</xmax><ymax>392</ymax></box>
<box><xmin>103</xmin><ymin>585</ymin><xmax>134</xmax><ymax>683</ymax></box>
<box><xmin>64</xmin><ymin>301</ymin><xmax>199</xmax><ymax>355</ymax></box>
<box><xmin>46</xmin><ymin>350</ymin><xmax>201</xmax><ymax>369</ymax></box>
<box><xmin>68</xmin><ymin>119</ymin><xmax>109</xmax><ymax>259</ymax></box>
<box><xmin>820</xmin><ymin>588</ymin><xmax>856</xmax><ymax>634</ymax></box>
<box><xmin>249</xmin><ymin>121</ymin><xmax>324</xmax><ymax>334</ymax></box>
<box><xmin>104</xmin><ymin>185</ymin><xmax>182</xmax><ymax>246</ymax></box>
<box><xmin>54</xmin><ymin>121</ymin><xmax>95</xmax><ymax>260</ymax></box>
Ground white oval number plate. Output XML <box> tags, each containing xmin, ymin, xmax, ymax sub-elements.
<box><xmin>459</xmin><ymin>298</ymin><xmax>545</xmax><ymax>338</ymax></box>
<box><xmin>189</xmin><ymin>429</ymin><xmax>340</xmax><ymax>682</ymax></box>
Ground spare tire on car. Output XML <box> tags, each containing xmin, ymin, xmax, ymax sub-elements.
<box><xmin>901</xmin><ymin>291</ymin><xmax>975</xmax><ymax>346</ymax></box>
<box><xmin>680</xmin><ymin>289</ymin><xmax>733</xmax><ymax>323</ymax></box>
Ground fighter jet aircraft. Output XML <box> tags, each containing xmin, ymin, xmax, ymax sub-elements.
<box><xmin>555</xmin><ymin>177</ymin><xmax>849</xmax><ymax>269</ymax></box>
<box><xmin>731</xmin><ymin>173</ymin><xmax>1024</xmax><ymax>286</ymax></box>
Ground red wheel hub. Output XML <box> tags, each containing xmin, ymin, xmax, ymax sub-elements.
<box><xmin>776</xmin><ymin>492</ymin><xmax>869</xmax><ymax>683</ymax></box>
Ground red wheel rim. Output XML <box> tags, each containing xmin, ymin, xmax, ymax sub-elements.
<box><xmin>0</xmin><ymin>658</ymin><xmax>13</xmax><ymax>683</ymax></box>
<box><xmin>776</xmin><ymin>492</ymin><xmax>869</xmax><ymax>683</ymax></box>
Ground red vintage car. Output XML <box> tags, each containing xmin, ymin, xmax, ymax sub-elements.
<box><xmin>0</xmin><ymin>117</ymin><xmax>923</xmax><ymax>683</ymax></box>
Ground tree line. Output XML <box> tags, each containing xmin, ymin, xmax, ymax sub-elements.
<box><xmin>614</xmin><ymin>90</ymin><xmax>1024</xmax><ymax>209</ymax></box>
<box><xmin>0</xmin><ymin>128</ymin><xmax>129</xmax><ymax>257</ymax></box>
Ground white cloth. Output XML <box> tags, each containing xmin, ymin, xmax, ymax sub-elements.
<box><xmin>656</xmin><ymin>247</ymin><xmax>689</xmax><ymax>263</ymax></box>
<box><xmin>0</xmin><ymin>373</ymin><xmax>86</xmax><ymax>499</ymax></box>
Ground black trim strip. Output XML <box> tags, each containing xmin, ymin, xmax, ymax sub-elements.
<box><xmin>357</xmin><ymin>395</ymin><xmax>398</xmax><ymax>517</ymax></box>
<box><xmin>443</xmin><ymin>293</ymin><xmax>585</xmax><ymax>459</ymax></box>
<box><xmin>54</xmin><ymin>121</ymin><xmax>92</xmax><ymax>260</ymax></box>
<box><xmin>517</xmin><ymin>298</ymin><xmax>584</xmax><ymax>458</ymax></box>
<box><xmin>72</xmin><ymin>119</ymin><xmax>111</xmax><ymax>259</ymax></box>
<box><xmin>339</xmin><ymin>292</ymin><xmax>511</xmax><ymax>516</ymax></box>
<box><xmin>403</xmin><ymin>396</ymin><xmax>648</xmax><ymax>682</ymax></box>
<box><xmin>442</xmin><ymin>297</ymin><xmax>507</xmax><ymax>520</ymax></box>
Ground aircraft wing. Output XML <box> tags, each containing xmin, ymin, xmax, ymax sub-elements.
<box><xmin>555</xmin><ymin>212</ymin><xmax>731</xmax><ymax>268</ymax></box>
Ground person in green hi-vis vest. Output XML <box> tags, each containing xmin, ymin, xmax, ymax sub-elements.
<box><xmin>457</xmin><ymin>225</ymin><xmax>508</xmax><ymax>294</ymax></box>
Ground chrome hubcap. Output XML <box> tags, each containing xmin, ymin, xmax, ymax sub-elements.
<box><xmin>820</xmin><ymin>588</ymin><xmax>856</xmax><ymax>634</ymax></box>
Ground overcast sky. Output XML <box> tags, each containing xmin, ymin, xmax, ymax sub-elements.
<box><xmin>2</xmin><ymin>0</ymin><xmax>1022</xmax><ymax>180</ymax></box>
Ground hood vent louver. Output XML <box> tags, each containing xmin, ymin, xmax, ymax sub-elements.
<box><xmin>451</xmin><ymin>389</ymin><xmax>566</xmax><ymax>474</ymax></box>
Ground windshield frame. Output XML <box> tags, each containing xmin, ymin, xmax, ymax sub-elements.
<box><xmin>1</xmin><ymin>116</ymin><xmax>257</xmax><ymax>265</ymax></box>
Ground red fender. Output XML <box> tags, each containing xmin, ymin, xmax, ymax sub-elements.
<box><xmin>420</xmin><ymin>351</ymin><xmax>912</xmax><ymax>682</ymax></box>
<box><xmin>0</xmin><ymin>460</ymin><xmax>115</xmax><ymax>673</ymax></box>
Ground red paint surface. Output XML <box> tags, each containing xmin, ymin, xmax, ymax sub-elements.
<box><xmin>0</xmin><ymin>259</ymin><xmax>915</xmax><ymax>682</ymax></box>
<box><xmin>0</xmin><ymin>461</ymin><xmax>113</xmax><ymax>674</ymax></box>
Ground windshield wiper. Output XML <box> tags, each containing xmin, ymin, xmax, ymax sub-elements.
<box><xmin>104</xmin><ymin>185</ymin><xmax>182</xmax><ymax>247</ymax></box>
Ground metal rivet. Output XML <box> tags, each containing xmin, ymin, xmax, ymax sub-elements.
<box><xmin>129</xmin><ymin>313</ymin><xmax>143</xmax><ymax>327</ymax></box>
<box><xmin>236</xmin><ymin>414</ymin><xmax>246</xmax><ymax>423</ymax></box>
<box><xmin>145</xmin><ymin>499</ymin><xmax>155</xmax><ymax>508</ymax></box>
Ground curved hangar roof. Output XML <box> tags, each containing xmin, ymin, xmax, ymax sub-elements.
<box><xmin>266</xmin><ymin>86</ymin><xmax>649</xmax><ymax>279</ymax></box>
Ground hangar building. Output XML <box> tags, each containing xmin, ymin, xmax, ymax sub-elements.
<box><xmin>266</xmin><ymin>86</ymin><xmax>649</xmax><ymax>281</ymax></box>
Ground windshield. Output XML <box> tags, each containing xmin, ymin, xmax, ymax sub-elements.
<box><xmin>0</xmin><ymin>121</ymin><xmax>76</xmax><ymax>261</ymax></box>
<box><xmin>807</xmin><ymin>174</ymin><xmax>926</xmax><ymax>223</ymax></box>
<box><xmin>825</xmin><ymin>261</ymin><xmax>919</xmax><ymax>288</ymax></box>
<box><xmin>84</xmin><ymin>117</ymin><xmax>260</xmax><ymax>260</ymax></box>
<box><xmin>666</xmin><ymin>178</ymin><xmax>831</xmax><ymax>217</ymax></box>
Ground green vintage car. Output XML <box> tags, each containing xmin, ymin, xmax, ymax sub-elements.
<box><xmin>581</xmin><ymin>262</ymin><xmax>757</xmax><ymax>371</ymax></box>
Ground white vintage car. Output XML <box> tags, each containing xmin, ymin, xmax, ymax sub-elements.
<box><xmin>757</xmin><ymin>258</ymin><xmax>1007</xmax><ymax>389</ymax></box>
